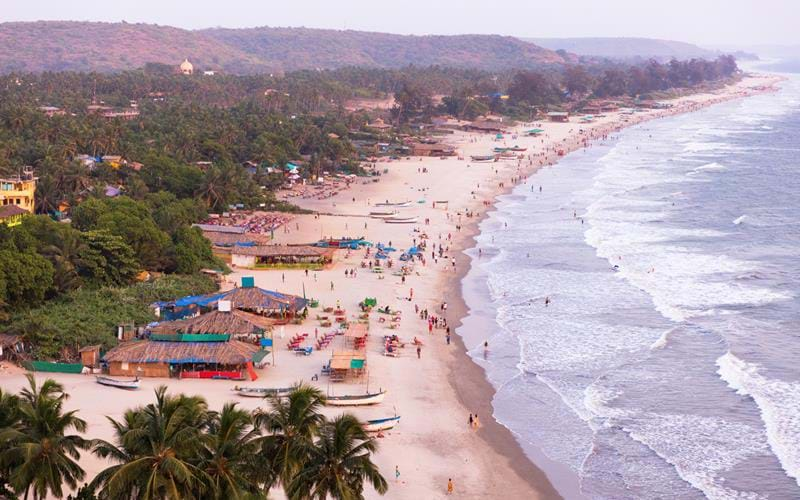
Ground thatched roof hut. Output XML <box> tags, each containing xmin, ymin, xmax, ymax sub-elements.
<box><xmin>154</xmin><ymin>286</ymin><xmax>308</xmax><ymax>318</ymax></box>
<box><xmin>149</xmin><ymin>310</ymin><xmax>275</xmax><ymax>336</ymax></box>
<box><xmin>103</xmin><ymin>339</ymin><xmax>259</xmax><ymax>365</ymax></box>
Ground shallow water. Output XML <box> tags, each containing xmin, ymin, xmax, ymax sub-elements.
<box><xmin>460</xmin><ymin>74</ymin><xmax>800</xmax><ymax>499</ymax></box>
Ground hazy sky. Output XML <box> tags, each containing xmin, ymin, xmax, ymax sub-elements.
<box><xmin>3</xmin><ymin>0</ymin><xmax>798</xmax><ymax>47</ymax></box>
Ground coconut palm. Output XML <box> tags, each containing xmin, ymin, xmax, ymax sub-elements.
<box><xmin>199</xmin><ymin>402</ymin><xmax>263</xmax><ymax>500</ymax></box>
<box><xmin>0</xmin><ymin>375</ymin><xmax>90</xmax><ymax>500</ymax></box>
<box><xmin>0</xmin><ymin>387</ymin><xmax>20</xmax><ymax>496</ymax></box>
<box><xmin>90</xmin><ymin>386</ymin><xmax>212</xmax><ymax>500</ymax></box>
<box><xmin>254</xmin><ymin>384</ymin><xmax>326</xmax><ymax>490</ymax></box>
<box><xmin>286</xmin><ymin>414</ymin><xmax>388</xmax><ymax>500</ymax></box>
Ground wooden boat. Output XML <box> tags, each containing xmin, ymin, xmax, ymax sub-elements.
<box><xmin>364</xmin><ymin>415</ymin><xmax>401</xmax><ymax>432</ymax></box>
<box><xmin>375</xmin><ymin>201</ymin><xmax>412</xmax><ymax>208</ymax></box>
<box><xmin>508</xmin><ymin>146</ymin><xmax>527</xmax><ymax>152</ymax></box>
<box><xmin>384</xmin><ymin>217</ymin><xmax>417</xmax><ymax>224</ymax></box>
<box><xmin>95</xmin><ymin>376</ymin><xmax>140</xmax><ymax>390</ymax></box>
<box><xmin>370</xmin><ymin>211</ymin><xmax>399</xmax><ymax>219</ymax></box>
<box><xmin>470</xmin><ymin>155</ymin><xmax>495</xmax><ymax>162</ymax></box>
<box><xmin>235</xmin><ymin>387</ymin><xmax>293</xmax><ymax>398</ymax></box>
<box><xmin>325</xmin><ymin>390</ymin><xmax>387</xmax><ymax>406</ymax></box>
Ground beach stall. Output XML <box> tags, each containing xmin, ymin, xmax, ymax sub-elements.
<box><xmin>547</xmin><ymin>111</ymin><xmax>570</xmax><ymax>122</ymax></box>
<box><xmin>344</xmin><ymin>323</ymin><xmax>369</xmax><ymax>350</ymax></box>
<box><xmin>328</xmin><ymin>350</ymin><xmax>367</xmax><ymax>382</ymax></box>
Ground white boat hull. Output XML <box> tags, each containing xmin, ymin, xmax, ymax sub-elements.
<box><xmin>364</xmin><ymin>416</ymin><xmax>401</xmax><ymax>432</ymax></box>
<box><xmin>326</xmin><ymin>391</ymin><xmax>386</xmax><ymax>406</ymax></box>
<box><xmin>95</xmin><ymin>376</ymin><xmax>140</xmax><ymax>390</ymax></box>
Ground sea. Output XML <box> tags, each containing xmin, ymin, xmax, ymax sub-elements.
<box><xmin>460</xmin><ymin>71</ymin><xmax>800</xmax><ymax>500</ymax></box>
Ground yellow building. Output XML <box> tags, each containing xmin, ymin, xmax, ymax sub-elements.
<box><xmin>0</xmin><ymin>168</ymin><xmax>36</xmax><ymax>221</ymax></box>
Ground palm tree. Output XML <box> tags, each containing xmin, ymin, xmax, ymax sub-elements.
<box><xmin>0</xmin><ymin>375</ymin><xmax>90</xmax><ymax>500</ymax></box>
<box><xmin>90</xmin><ymin>386</ymin><xmax>212</xmax><ymax>500</ymax></box>
<box><xmin>199</xmin><ymin>403</ymin><xmax>263</xmax><ymax>500</ymax></box>
<box><xmin>0</xmin><ymin>387</ymin><xmax>20</xmax><ymax>496</ymax></box>
<box><xmin>286</xmin><ymin>414</ymin><xmax>388</xmax><ymax>500</ymax></box>
<box><xmin>254</xmin><ymin>384</ymin><xmax>326</xmax><ymax>491</ymax></box>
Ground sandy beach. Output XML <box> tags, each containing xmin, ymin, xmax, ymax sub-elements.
<box><xmin>0</xmin><ymin>73</ymin><xmax>782</xmax><ymax>499</ymax></box>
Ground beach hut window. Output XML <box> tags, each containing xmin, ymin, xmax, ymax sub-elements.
<box><xmin>121</xmin><ymin>362</ymin><xmax>129</xmax><ymax>370</ymax></box>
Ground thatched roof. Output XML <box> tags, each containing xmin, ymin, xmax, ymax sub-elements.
<box><xmin>150</xmin><ymin>310</ymin><xmax>275</xmax><ymax>336</ymax></box>
<box><xmin>103</xmin><ymin>339</ymin><xmax>259</xmax><ymax>365</ymax></box>
<box><xmin>231</xmin><ymin>245</ymin><xmax>331</xmax><ymax>258</ymax></box>
<box><xmin>202</xmin><ymin>231</ymin><xmax>273</xmax><ymax>247</ymax></box>
<box><xmin>155</xmin><ymin>287</ymin><xmax>308</xmax><ymax>313</ymax></box>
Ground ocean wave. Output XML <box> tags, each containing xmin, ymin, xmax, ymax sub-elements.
<box><xmin>585</xmin><ymin>382</ymin><xmax>769</xmax><ymax>499</ymax></box>
<box><xmin>687</xmin><ymin>162</ymin><xmax>728</xmax><ymax>176</ymax></box>
<box><xmin>717</xmin><ymin>352</ymin><xmax>800</xmax><ymax>487</ymax></box>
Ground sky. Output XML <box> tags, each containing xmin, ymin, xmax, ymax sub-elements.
<box><xmin>2</xmin><ymin>0</ymin><xmax>798</xmax><ymax>48</ymax></box>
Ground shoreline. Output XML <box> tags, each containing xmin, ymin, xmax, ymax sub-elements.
<box><xmin>433</xmin><ymin>72</ymin><xmax>785</xmax><ymax>499</ymax></box>
<box><xmin>0</xmin><ymin>73</ymin><xmax>785</xmax><ymax>500</ymax></box>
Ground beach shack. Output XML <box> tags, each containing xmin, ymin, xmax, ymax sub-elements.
<box><xmin>153</xmin><ymin>278</ymin><xmax>309</xmax><ymax>321</ymax></box>
<box><xmin>230</xmin><ymin>245</ymin><xmax>333</xmax><ymax>268</ymax></box>
<box><xmin>329</xmin><ymin>350</ymin><xmax>367</xmax><ymax>382</ymax></box>
<box><xmin>103</xmin><ymin>304</ymin><xmax>268</xmax><ymax>379</ymax></box>
<box><xmin>343</xmin><ymin>323</ymin><xmax>369</xmax><ymax>350</ymax></box>
<box><xmin>547</xmin><ymin>111</ymin><xmax>570</xmax><ymax>122</ymax></box>
<box><xmin>409</xmin><ymin>143</ymin><xmax>456</xmax><ymax>157</ymax></box>
<box><xmin>79</xmin><ymin>345</ymin><xmax>101</xmax><ymax>368</ymax></box>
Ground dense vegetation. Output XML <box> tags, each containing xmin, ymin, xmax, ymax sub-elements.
<box><xmin>0</xmin><ymin>380</ymin><xmax>387</xmax><ymax>499</ymax></box>
<box><xmin>0</xmin><ymin>53</ymin><xmax>738</xmax><ymax>361</ymax></box>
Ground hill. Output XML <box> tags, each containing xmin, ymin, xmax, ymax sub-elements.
<box><xmin>0</xmin><ymin>21</ymin><xmax>569</xmax><ymax>74</ymax></box>
<box><xmin>526</xmin><ymin>37</ymin><xmax>718</xmax><ymax>61</ymax></box>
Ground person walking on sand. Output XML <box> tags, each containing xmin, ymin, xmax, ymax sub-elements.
<box><xmin>446</xmin><ymin>332</ymin><xmax>451</xmax><ymax>345</ymax></box>
<box><xmin>447</xmin><ymin>478</ymin><xmax>454</xmax><ymax>495</ymax></box>
<box><xmin>395</xmin><ymin>465</ymin><xmax>400</xmax><ymax>483</ymax></box>
<box><xmin>474</xmin><ymin>414</ymin><xmax>481</xmax><ymax>429</ymax></box>
<box><xmin>416</xmin><ymin>346</ymin><xmax>421</xmax><ymax>359</ymax></box>
<box><xmin>468</xmin><ymin>413</ymin><xmax>474</xmax><ymax>427</ymax></box>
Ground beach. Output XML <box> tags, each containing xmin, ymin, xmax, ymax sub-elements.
<box><xmin>0</xmin><ymin>73</ymin><xmax>782</xmax><ymax>499</ymax></box>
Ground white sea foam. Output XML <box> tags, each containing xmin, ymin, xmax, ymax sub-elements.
<box><xmin>586</xmin><ymin>381</ymin><xmax>769</xmax><ymax>499</ymax></box>
<box><xmin>687</xmin><ymin>162</ymin><xmax>728</xmax><ymax>176</ymax></box>
<box><xmin>733</xmin><ymin>215</ymin><xmax>748</xmax><ymax>225</ymax></box>
<box><xmin>717</xmin><ymin>352</ymin><xmax>800</xmax><ymax>487</ymax></box>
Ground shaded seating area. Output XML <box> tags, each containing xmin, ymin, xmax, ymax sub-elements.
<box><xmin>326</xmin><ymin>350</ymin><xmax>367</xmax><ymax>382</ymax></box>
<box><xmin>148</xmin><ymin>309</ymin><xmax>275</xmax><ymax>340</ymax></box>
<box><xmin>153</xmin><ymin>278</ymin><xmax>309</xmax><ymax>321</ymax></box>
<box><xmin>344</xmin><ymin>323</ymin><xmax>369</xmax><ymax>350</ymax></box>
<box><xmin>102</xmin><ymin>337</ymin><xmax>261</xmax><ymax>379</ymax></box>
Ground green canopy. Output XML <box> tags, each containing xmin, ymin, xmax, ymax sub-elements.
<box><xmin>350</xmin><ymin>359</ymin><xmax>365</xmax><ymax>369</ymax></box>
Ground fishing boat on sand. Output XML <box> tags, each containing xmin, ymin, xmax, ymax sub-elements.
<box><xmin>375</xmin><ymin>201</ymin><xmax>412</xmax><ymax>208</ymax></box>
<box><xmin>364</xmin><ymin>415</ymin><xmax>401</xmax><ymax>432</ymax></box>
<box><xmin>235</xmin><ymin>386</ymin><xmax>294</xmax><ymax>398</ymax></box>
<box><xmin>325</xmin><ymin>390</ymin><xmax>387</xmax><ymax>406</ymax></box>
<box><xmin>95</xmin><ymin>375</ymin><xmax>140</xmax><ymax>390</ymax></box>
<box><xmin>470</xmin><ymin>155</ymin><xmax>496</xmax><ymax>162</ymax></box>
<box><xmin>508</xmin><ymin>146</ymin><xmax>527</xmax><ymax>152</ymax></box>
<box><xmin>369</xmin><ymin>210</ymin><xmax>399</xmax><ymax>219</ymax></box>
<box><xmin>384</xmin><ymin>217</ymin><xmax>418</xmax><ymax>224</ymax></box>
